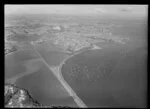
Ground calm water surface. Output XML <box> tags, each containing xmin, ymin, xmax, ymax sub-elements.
<box><xmin>61</xmin><ymin>19</ymin><xmax>147</xmax><ymax>108</ymax></box>
<box><xmin>15</xmin><ymin>60</ymin><xmax>78</xmax><ymax>107</ymax></box>
<box><xmin>5</xmin><ymin>48</ymin><xmax>40</xmax><ymax>79</ymax></box>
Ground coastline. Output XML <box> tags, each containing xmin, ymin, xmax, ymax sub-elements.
<box><xmin>50</xmin><ymin>49</ymin><xmax>88</xmax><ymax>107</ymax></box>
<box><xmin>5</xmin><ymin>42</ymin><xmax>102</xmax><ymax>108</ymax></box>
<box><xmin>31</xmin><ymin>43</ymin><xmax>87</xmax><ymax>108</ymax></box>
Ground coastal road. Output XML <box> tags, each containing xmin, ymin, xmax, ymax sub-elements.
<box><xmin>31</xmin><ymin>43</ymin><xmax>87</xmax><ymax>108</ymax></box>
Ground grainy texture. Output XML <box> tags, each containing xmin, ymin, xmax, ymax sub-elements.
<box><xmin>5</xmin><ymin>83</ymin><xmax>42</xmax><ymax>108</ymax></box>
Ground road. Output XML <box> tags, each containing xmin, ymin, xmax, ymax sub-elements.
<box><xmin>31</xmin><ymin>43</ymin><xmax>87</xmax><ymax>108</ymax></box>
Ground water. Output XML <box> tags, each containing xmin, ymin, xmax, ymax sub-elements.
<box><xmin>62</xmin><ymin>43</ymin><xmax>147</xmax><ymax>107</ymax></box>
<box><xmin>61</xmin><ymin>19</ymin><xmax>147</xmax><ymax>108</ymax></box>
<box><xmin>15</xmin><ymin>59</ymin><xmax>78</xmax><ymax>107</ymax></box>
<box><xmin>34</xmin><ymin>42</ymin><xmax>68</xmax><ymax>66</ymax></box>
<box><xmin>5</xmin><ymin>15</ymin><xmax>147</xmax><ymax>107</ymax></box>
<box><xmin>5</xmin><ymin>43</ymin><xmax>78</xmax><ymax>107</ymax></box>
<box><xmin>5</xmin><ymin>48</ymin><xmax>40</xmax><ymax>79</ymax></box>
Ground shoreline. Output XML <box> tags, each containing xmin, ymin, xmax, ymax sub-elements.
<box><xmin>5</xmin><ymin>43</ymin><xmax>102</xmax><ymax>107</ymax></box>
<box><xmin>31</xmin><ymin>43</ymin><xmax>87</xmax><ymax>108</ymax></box>
<box><xmin>49</xmin><ymin>49</ymin><xmax>88</xmax><ymax>107</ymax></box>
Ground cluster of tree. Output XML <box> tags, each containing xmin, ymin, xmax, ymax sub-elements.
<box><xmin>5</xmin><ymin>83</ymin><xmax>73</xmax><ymax>108</ymax></box>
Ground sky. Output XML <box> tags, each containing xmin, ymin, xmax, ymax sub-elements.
<box><xmin>5</xmin><ymin>5</ymin><xmax>148</xmax><ymax>17</ymax></box>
